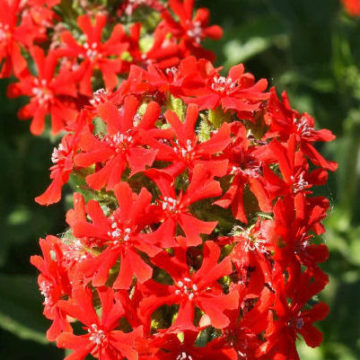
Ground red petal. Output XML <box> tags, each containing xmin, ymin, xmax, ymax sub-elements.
<box><xmin>138</xmin><ymin>101</ymin><xmax>161</xmax><ymax>130</ymax></box>
<box><xmin>171</xmin><ymin>300</ymin><xmax>196</xmax><ymax>331</ymax></box>
<box><xmin>198</xmin><ymin>122</ymin><xmax>232</xmax><ymax>154</ymax></box>
<box><xmin>113</xmin><ymin>252</ymin><xmax>134</xmax><ymax>289</ymax></box>
<box><xmin>127</xmin><ymin>147</ymin><xmax>157</xmax><ymax>177</ymax></box>
<box><xmin>35</xmin><ymin>172</ymin><xmax>65</xmax><ymax>206</ymax></box>
<box><xmin>130</xmin><ymin>249</ymin><xmax>153</xmax><ymax>284</ymax></box>
<box><xmin>178</xmin><ymin>213</ymin><xmax>217</xmax><ymax>246</ymax></box>
<box><xmin>299</xmin><ymin>324</ymin><xmax>323</xmax><ymax>348</ymax></box>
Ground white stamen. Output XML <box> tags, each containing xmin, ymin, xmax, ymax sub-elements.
<box><xmin>89</xmin><ymin>88</ymin><xmax>108</xmax><ymax>106</ymax></box>
<box><xmin>88</xmin><ymin>324</ymin><xmax>107</xmax><ymax>346</ymax></box>
<box><xmin>291</xmin><ymin>172</ymin><xmax>309</xmax><ymax>193</ymax></box>
<box><xmin>40</xmin><ymin>281</ymin><xmax>53</xmax><ymax>306</ymax></box>
<box><xmin>104</xmin><ymin>132</ymin><xmax>134</xmax><ymax>152</ymax></box>
<box><xmin>187</xmin><ymin>21</ymin><xmax>203</xmax><ymax>43</ymax></box>
<box><xmin>51</xmin><ymin>143</ymin><xmax>65</xmax><ymax>164</ymax></box>
<box><xmin>175</xmin><ymin>277</ymin><xmax>199</xmax><ymax>300</ymax></box>
<box><xmin>84</xmin><ymin>42</ymin><xmax>101</xmax><ymax>61</ymax></box>
<box><xmin>108</xmin><ymin>222</ymin><xmax>132</xmax><ymax>245</ymax></box>
<box><xmin>165</xmin><ymin>66</ymin><xmax>178</xmax><ymax>78</ymax></box>
<box><xmin>62</xmin><ymin>239</ymin><xmax>90</xmax><ymax>265</ymax></box>
<box><xmin>231</xmin><ymin>225</ymin><xmax>268</xmax><ymax>253</ymax></box>
<box><xmin>0</xmin><ymin>22</ymin><xmax>11</xmax><ymax>41</ymax></box>
<box><xmin>173</xmin><ymin>139</ymin><xmax>194</xmax><ymax>160</ymax></box>
<box><xmin>210</xmin><ymin>75</ymin><xmax>239</xmax><ymax>95</ymax></box>
<box><xmin>176</xmin><ymin>351</ymin><xmax>193</xmax><ymax>360</ymax></box>
<box><xmin>161</xmin><ymin>196</ymin><xmax>178</xmax><ymax>212</ymax></box>
<box><xmin>32</xmin><ymin>81</ymin><xmax>53</xmax><ymax>105</ymax></box>
<box><xmin>295</xmin><ymin>116</ymin><xmax>313</xmax><ymax>137</ymax></box>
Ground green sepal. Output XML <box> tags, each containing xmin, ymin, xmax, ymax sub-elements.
<box><xmin>167</xmin><ymin>95</ymin><xmax>186</xmax><ymax>121</ymax></box>
<box><xmin>208</xmin><ymin>107</ymin><xmax>233</xmax><ymax>128</ymax></box>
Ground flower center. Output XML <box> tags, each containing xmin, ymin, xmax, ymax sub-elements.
<box><xmin>187</xmin><ymin>21</ymin><xmax>203</xmax><ymax>43</ymax></box>
<box><xmin>176</xmin><ymin>352</ymin><xmax>193</xmax><ymax>360</ymax></box>
<box><xmin>107</xmin><ymin>219</ymin><xmax>132</xmax><ymax>246</ymax></box>
<box><xmin>294</xmin><ymin>116</ymin><xmax>313</xmax><ymax>137</ymax></box>
<box><xmin>89</xmin><ymin>88</ymin><xmax>109</xmax><ymax>107</ymax></box>
<box><xmin>288</xmin><ymin>316</ymin><xmax>304</xmax><ymax>330</ymax></box>
<box><xmin>165</xmin><ymin>66</ymin><xmax>178</xmax><ymax>81</ymax></box>
<box><xmin>237</xmin><ymin>350</ymin><xmax>247</xmax><ymax>359</ymax></box>
<box><xmin>291</xmin><ymin>172</ymin><xmax>309</xmax><ymax>193</ymax></box>
<box><xmin>88</xmin><ymin>324</ymin><xmax>108</xmax><ymax>346</ymax></box>
<box><xmin>232</xmin><ymin>225</ymin><xmax>267</xmax><ymax>253</ymax></box>
<box><xmin>32</xmin><ymin>79</ymin><xmax>53</xmax><ymax>105</ymax></box>
<box><xmin>104</xmin><ymin>131</ymin><xmax>133</xmax><ymax>152</ymax></box>
<box><xmin>210</xmin><ymin>75</ymin><xmax>239</xmax><ymax>95</ymax></box>
<box><xmin>161</xmin><ymin>196</ymin><xmax>179</xmax><ymax>213</ymax></box>
<box><xmin>40</xmin><ymin>280</ymin><xmax>53</xmax><ymax>306</ymax></box>
<box><xmin>51</xmin><ymin>143</ymin><xmax>66</xmax><ymax>164</ymax></box>
<box><xmin>84</xmin><ymin>42</ymin><xmax>102</xmax><ymax>62</ymax></box>
<box><xmin>175</xmin><ymin>277</ymin><xmax>198</xmax><ymax>300</ymax></box>
<box><xmin>230</xmin><ymin>162</ymin><xmax>262</xmax><ymax>178</ymax></box>
<box><xmin>62</xmin><ymin>239</ymin><xmax>90</xmax><ymax>265</ymax></box>
<box><xmin>0</xmin><ymin>22</ymin><xmax>10</xmax><ymax>42</ymax></box>
<box><xmin>173</xmin><ymin>139</ymin><xmax>194</xmax><ymax>160</ymax></box>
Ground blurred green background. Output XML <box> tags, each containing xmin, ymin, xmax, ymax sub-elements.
<box><xmin>1</xmin><ymin>0</ymin><xmax>360</xmax><ymax>358</ymax></box>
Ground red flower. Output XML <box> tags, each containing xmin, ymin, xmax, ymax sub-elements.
<box><xmin>35</xmin><ymin>112</ymin><xmax>87</xmax><ymax>205</ymax></box>
<box><xmin>30</xmin><ymin>236</ymin><xmax>72</xmax><ymax>341</ymax></box>
<box><xmin>70</xmin><ymin>182</ymin><xmax>160</xmax><ymax>289</ymax></box>
<box><xmin>223</xmin><ymin>219</ymin><xmax>274</xmax><ymax>294</ymax></box>
<box><xmin>19</xmin><ymin>0</ymin><xmax>334</xmax><ymax>354</ymax></box>
<box><xmin>162</xmin><ymin>0</ymin><xmax>223</xmax><ymax>59</ymax></box>
<box><xmin>143</xmin><ymin>330</ymin><xmax>237</xmax><ymax>360</ymax></box>
<box><xmin>262</xmin><ymin>135</ymin><xmax>328</xmax><ymax>204</ymax></box>
<box><xmin>217</xmin><ymin>286</ymin><xmax>274</xmax><ymax>360</ymax></box>
<box><xmin>0</xmin><ymin>0</ymin><xmax>28</xmax><ymax>78</ymax></box>
<box><xmin>146</xmin><ymin>103</ymin><xmax>231</xmax><ymax>177</ymax></box>
<box><xmin>146</xmin><ymin>164</ymin><xmax>221</xmax><ymax>246</ymax></box>
<box><xmin>116</xmin><ymin>56</ymin><xmax>206</xmax><ymax>103</ymax></box>
<box><xmin>214</xmin><ymin>122</ymin><xmax>271</xmax><ymax>223</ymax></box>
<box><xmin>57</xmin><ymin>286</ymin><xmax>143</xmax><ymax>360</ymax></box>
<box><xmin>182</xmin><ymin>61</ymin><xmax>268</xmax><ymax>117</ymax></box>
<box><xmin>265</xmin><ymin>88</ymin><xmax>337</xmax><ymax>171</ymax></box>
<box><xmin>258</xmin><ymin>268</ymin><xmax>329</xmax><ymax>360</ymax></box>
<box><xmin>140</xmin><ymin>241</ymin><xmax>239</xmax><ymax>330</ymax></box>
<box><xmin>21</xmin><ymin>0</ymin><xmax>60</xmax><ymax>43</ymax></box>
<box><xmin>124</xmin><ymin>23</ymin><xmax>180</xmax><ymax>71</ymax></box>
<box><xmin>271</xmin><ymin>196</ymin><xmax>330</xmax><ymax>271</ymax></box>
<box><xmin>60</xmin><ymin>14</ymin><xmax>128</xmax><ymax>96</ymax></box>
<box><xmin>7</xmin><ymin>46</ymin><xmax>78</xmax><ymax>135</ymax></box>
<box><xmin>75</xmin><ymin>95</ymin><xmax>160</xmax><ymax>190</ymax></box>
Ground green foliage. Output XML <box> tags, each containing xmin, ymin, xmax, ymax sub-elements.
<box><xmin>0</xmin><ymin>274</ymin><xmax>49</xmax><ymax>343</ymax></box>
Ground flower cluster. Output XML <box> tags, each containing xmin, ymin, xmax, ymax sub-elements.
<box><xmin>2</xmin><ymin>1</ymin><xmax>336</xmax><ymax>359</ymax></box>
<box><xmin>3</xmin><ymin>0</ymin><xmax>222</xmax><ymax>135</ymax></box>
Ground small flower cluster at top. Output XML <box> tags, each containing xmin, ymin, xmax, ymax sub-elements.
<box><xmin>3</xmin><ymin>0</ymin><xmax>222</xmax><ymax>135</ymax></box>
<box><xmin>2</xmin><ymin>1</ymin><xmax>337</xmax><ymax>359</ymax></box>
<box><xmin>340</xmin><ymin>0</ymin><xmax>360</xmax><ymax>16</ymax></box>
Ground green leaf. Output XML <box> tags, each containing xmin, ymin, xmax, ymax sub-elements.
<box><xmin>0</xmin><ymin>274</ymin><xmax>49</xmax><ymax>344</ymax></box>
<box><xmin>220</xmin><ymin>15</ymin><xmax>288</xmax><ymax>69</ymax></box>
<box><xmin>167</xmin><ymin>96</ymin><xmax>185</xmax><ymax>121</ymax></box>
<box><xmin>223</xmin><ymin>37</ymin><xmax>271</xmax><ymax>65</ymax></box>
<box><xmin>208</xmin><ymin>108</ymin><xmax>232</xmax><ymax>128</ymax></box>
